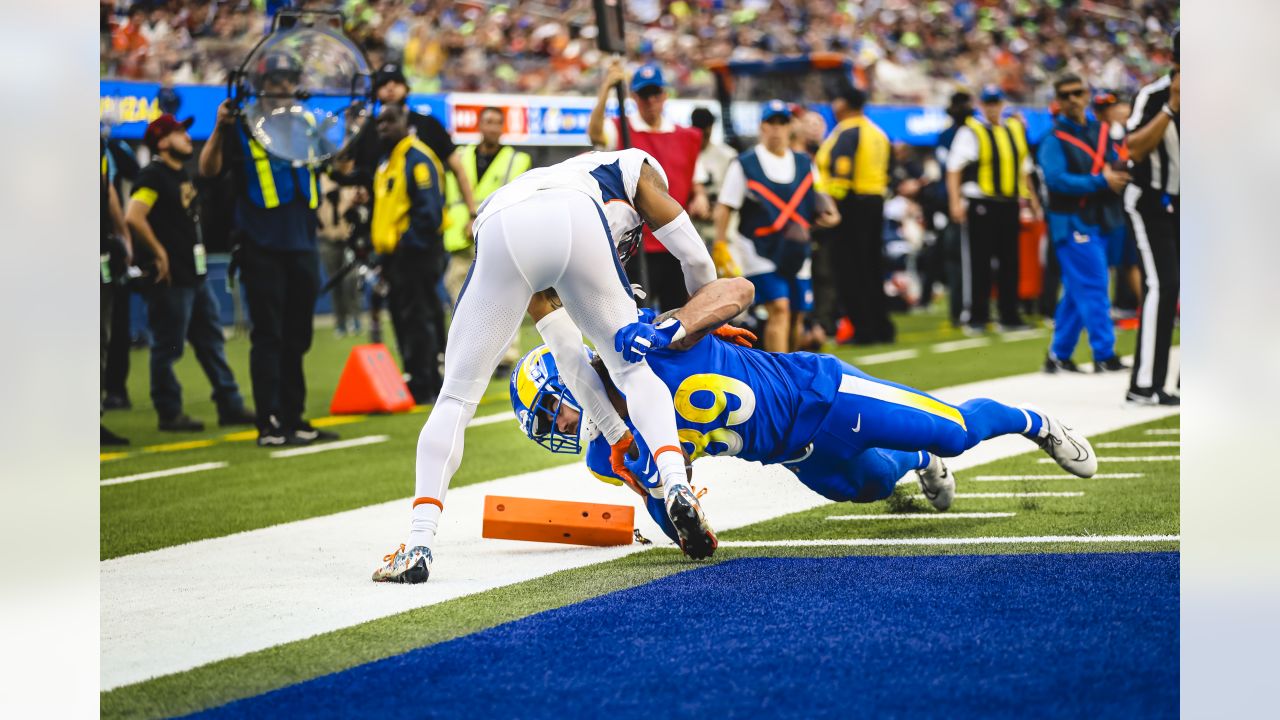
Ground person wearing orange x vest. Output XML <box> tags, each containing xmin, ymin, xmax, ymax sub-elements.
<box><xmin>1038</xmin><ymin>73</ymin><xmax>1132</xmax><ymax>374</ymax></box>
<box><xmin>713</xmin><ymin>100</ymin><xmax>839</xmax><ymax>351</ymax></box>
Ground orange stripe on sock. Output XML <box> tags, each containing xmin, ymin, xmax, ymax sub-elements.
<box><xmin>653</xmin><ymin>445</ymin><xmax>683</xmax><ymax>460</ymax></box>
<box><xmin>413</xmin><ymin>497</ymin><xmax>444</xmax><ymax>511</ymax></box>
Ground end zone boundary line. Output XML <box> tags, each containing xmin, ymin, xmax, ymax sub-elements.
<box><xmin>719</xmin><ymin>534</ymin><xmax>1179</xmax><ymax>548</ymax></box>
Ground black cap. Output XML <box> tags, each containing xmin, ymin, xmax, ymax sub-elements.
<box><xmin>689</xmin><ymin>107</ymin><xmax>716</xmax><ymax>131</ymax></box>
<box><xmin>374</xmin><ymin>62</ymin><xmax>408</xmax><ymax>91</ymax></box>
<box><xmin>831</xmin><ymin>82</ymin><xmax>866</xmax><ymax>110</ymax></box>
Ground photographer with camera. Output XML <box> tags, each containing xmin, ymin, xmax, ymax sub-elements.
<box><xmin>198</xmin><ymin>52</ymin><xmax>338</xmax><ymax>447</ymax></box>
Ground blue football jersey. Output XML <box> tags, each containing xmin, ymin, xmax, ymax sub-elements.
<box><xmin>585</xmin><ymin>337</ymin><xmax>844</xmax><ymax>483</ymax></box>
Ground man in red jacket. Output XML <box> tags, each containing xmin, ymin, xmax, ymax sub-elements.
<box><xmin>589</xmin><ymin>60</ymin><xmax>711</xmax><ymax>311</ymax></box>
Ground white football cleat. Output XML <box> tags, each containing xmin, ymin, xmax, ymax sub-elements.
<box><xmin>1029</xmin><ymin>411</ymin><xmax>1097</xmax><ymax>478</ymax></box>
<box><xmin>372</xmin><ymin>543</ymin><xmax>433</xmax><ymax>584</ymax></box>
<box><xmin>916</xmin><ymin>455</ymin><xmax>955</xmax><ymax>512</ymax></box>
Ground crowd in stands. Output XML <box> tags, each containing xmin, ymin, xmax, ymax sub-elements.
<box><xmin>102</xmin><ymin>0</ymin><xmax>1178</xmax><ymax>103</ymax></box>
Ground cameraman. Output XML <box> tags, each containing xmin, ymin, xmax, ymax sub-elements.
<box><xmin>198</xmin><ymin>52</ymin><xmax>338</xmax><ymax>447</ymax></box>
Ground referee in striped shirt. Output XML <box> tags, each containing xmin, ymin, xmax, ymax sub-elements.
<box><xmin>1123</xmin><ymin>28</ymin><xmax>1180</xmax><ymax>406</ymax></box>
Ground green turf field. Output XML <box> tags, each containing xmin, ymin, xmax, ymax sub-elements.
<box><xmin>99</xmin><ymin>307</ymin><xmax>1157</xmax><ymax>558</ymax></box>
<box><xmin>100</xmin><ymin>412</ymin><xmax>1178</xmax><ymax>720</ymax></box>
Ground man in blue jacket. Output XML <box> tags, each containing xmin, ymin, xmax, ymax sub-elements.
<box><xmin>1037</xmin><ymin>74</ymin><xmax>1132</xmax><ymax>374</ymax></box>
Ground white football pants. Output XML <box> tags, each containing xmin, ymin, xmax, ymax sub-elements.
<box><xmin>407</xmin><ymin>189</ymin><xmax>686</xmax><ymax>548</ymax></box>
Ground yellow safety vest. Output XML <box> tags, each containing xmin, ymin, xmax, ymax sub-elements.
<box><xmin>238</xmin><ymin>128</ymin><xmax>320</xmax><ymax>210</ymax></box>
<box><xmin>443</xmin><ymin>144</ymin><xmax>532</xmax><ymax>252</ymax></box>
<box><xmin>371</xmin><ymin>135</ymin><xmax>446</xmax><ymax>254</ymax></box>
<box><xmin>963</xmin><ymin>115</ymin><xmax>1030</xmax><ymax>199</ymax></box>
<box><xmin>814</xmin><ymin>115</ymin><xmax>891</xmax><ymax>200</ymax></box>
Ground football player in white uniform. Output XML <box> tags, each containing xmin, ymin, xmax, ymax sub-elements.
<box><xmin>375</xmin><ymin>149</ymin><xmax>722</xmax><ymax>583</ymax></box>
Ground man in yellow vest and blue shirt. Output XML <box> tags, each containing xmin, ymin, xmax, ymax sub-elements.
<box><xmin>199</xmin><ymin>52</ymin><xmax>338</xmax><ymax>447</ymax></box>
<box><xmin>442</xmin><ymin>106</ymin><xmax>531</xmax><ymax>373</ymax></box>
<box><xmin>946</xmin><ymin>85</ymin><xmax>1042</xmax><ymax>335</ymax></box>
<box><xmin>815</xmin><ymin>84</ymin><xmax>895</xmax><ymax>345</ymax></box>
<box><xmin>713</xmin><ymin>100</ymin><xmax>839</xmax><ymax>352</ymax></box>
<box><xmin>371</xmin><ymin>103</ymin><xmax>448</xmax><ymax>405</ymax></box>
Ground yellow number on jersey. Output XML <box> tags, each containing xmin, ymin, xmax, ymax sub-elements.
<box><xmin>672</xmin><ymin>374</ymin><xmax>756</xmax><ymax>459</ymax></box>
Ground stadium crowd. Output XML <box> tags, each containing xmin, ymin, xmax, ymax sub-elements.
<box><xmin>102</xmin><ymin>0</ymin><xmax>1178</xmax><ymax>102</ymax></box>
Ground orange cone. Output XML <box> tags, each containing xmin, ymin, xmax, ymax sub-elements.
<box><xmin>329</xmin><ymin>344</ymin><xmax>415</xmax><ymax>415</ymax></box>
<box><xmin>482</xmin><ymin>495</ymin><xmax>635</xmax><ymax>546</ymax></box>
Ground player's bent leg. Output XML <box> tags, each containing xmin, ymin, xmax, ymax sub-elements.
<box><xmin>553</xmin><ymin>195</ymin><xmax>716</xmax><ymax>559</ymax></box>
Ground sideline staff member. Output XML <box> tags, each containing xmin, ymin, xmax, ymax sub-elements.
<box><xmin>372</xmin><ymin>104</ymin><xmax>448</xmax><ymax>405</ymax></box>
<box><xmin>1123</xmin><ymin>29</ymin><xmax>1180</xmax><ymax>406</ymax></box>
<box><xmin>946</xmin><ymin>85</ymin><xmax>1040</xmax><ymax>333</ymax></box>
<box><xmin>128</xmin><ymin>114</ymin><xmax>255</xmax><ymax>432</ymax></box>
<box><xmin>199</xmin><ymin>52</ymin><xmax>338</xmax><ymax>447</ymax></box>
<box><xmin>815</xmin><ymin>84</ymin><xmax>895</xmax><ymax>345</ymax></box>
<box><xmin>1037</xmin><ymin>74</ymin><xmax>1130</xmax><ymax>374</ymax></box>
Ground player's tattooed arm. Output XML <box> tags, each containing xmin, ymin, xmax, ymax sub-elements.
<box><xmin>526</xmin><ymin>289</ymin><xmax>563</xmax><ymax>322</ymax></box>
<box><xmin>662</xmin><ymin>277</ymin><xmax>755</xmax><ymax>350</ymax></box>
<box><xmin>632</xmin><ymin>161</ymin><xmax>683</xmax><ymax>229</ymax></box>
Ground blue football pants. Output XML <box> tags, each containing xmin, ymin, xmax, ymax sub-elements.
<box><xmin>792</xmin><ymin>361</ymin><xmax>1039</xmax><ymax>503</ymax></box>
<box><xmin>1050</xmin><ymin>225</ymin><xmax>1116</xmax><ymax>363</ymax></box>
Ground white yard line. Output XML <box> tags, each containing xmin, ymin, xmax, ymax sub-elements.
<box><xmin>719</xmin><ymin>534</ymin><xmax>1179</xmax><ymax>548</ymax></box>
<box><xmin>101</xmin><ymin>349</ymin><xmax>1180</xmax><ymax>690</ymax></box>
<box><xmin>853</xmin><ymin>349</ymin><xmax>921</xmax><ymax>365</ymax></box>
<box><xmin>470</xmin><ymin>411</ymin><xmax>515</xmax><ymax>427</ymax></box>
<box><xmin>973</xmin><ymin>473</ymin><xmax>1143</xmax><ymax>481</ymax></box>
<box><xmin>998</xmin><ymin>328</ymin><xmax>1047</xmax><ymax>342</ymax></box>
<box><xmin>941</xmin><ymin>492</ymin><xmax>1083</xmax><ymax>499</ymax></box>
<box><xmin>100</xmin><ymin>462</ymin><xmax>229</xmax><ymax>487</ymax></box>
<box><xmin>932</xmin><ymin>338</ymin><xmax>992</xmax><ymax>353</ymax></box>
<box><xmin>1038</xmin><ymin>455</ymin><xmax>1179</xmax><ymax>463</ymax></box>
<box><xmin>270</xmin><ymin>435</ymin><xmax>389</xmax><ymax>458</ymax></box>
<box><xmin>1145</xmin><ymin>429</ymin><xmax>1180</xmax><ymax>435</ymax></box>
<box><xmin>1097</xmin><ymin>441</ymin><xmax>1180</xmax><ymax>448</ymax></box>
<box><xmin>827</xmin><ymin>512</ymin><xmax>1016</xmax><ymax>520</ymax></box>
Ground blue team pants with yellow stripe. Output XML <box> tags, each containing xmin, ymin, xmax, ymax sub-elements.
<box><xmin>1049</xmin><ymin>213</ymin><xmax>1116</xmax><ymax>363</ymax></box>
<box><xmin>792</xmin><ymin>361</ymin><xmax>1039</xmax><ymax>503</ymax></box>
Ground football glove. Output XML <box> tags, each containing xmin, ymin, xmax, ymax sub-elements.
<box><xmin>615</xmin><ymin>317</ymin><xmax>685</xmax><ymax>363</ymax></box>
<box><xmin>711</xmin><ymin>240</ymin><xmax>740</xmax><ymax>278</ymax></box>
<box><xmin>713</xmin><ymin>324</ymin><xmax>757</xmax><ymax>348</ymax></box>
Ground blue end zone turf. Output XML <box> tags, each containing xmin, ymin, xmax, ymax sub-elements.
<box><xmin>191</xmin><ymin>552</ymin><xmax>1177</xmax><ymax>719</ymax></box>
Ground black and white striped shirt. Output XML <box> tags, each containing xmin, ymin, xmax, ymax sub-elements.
<box><xmin>1127</xmin><ymin>73</ymin><xmax>1180</xmax><ymax>196</ymax></box>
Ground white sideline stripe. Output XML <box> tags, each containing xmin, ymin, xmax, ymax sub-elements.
<box><xmin>719</xmin><ymin>534</ymin><xmax>1179</xmax><ymax>548</ymax></box>
<box><xmin>974</xmin><ymin>473</ymin><xmax>1143</xmax><ymax>481</ymax></box>
<box><xmin>1097</xmin><ymin>441</ymin><xmax>1180</xmax><ymax>448</ymax></box>
<box><xmin>471</xmin><ymin>411</ymin><xmax>515</xmax><ymax>427</ymax></box>
<box><xmin>100</xmin><ymin>462</ymin><xmax>229</xmax><ymax>487</ymax></box>
<box><xmin>917</xmin><ymin>492</ymin><xmax>1084</xmax><ymax>499</ymax></box>
<box><xmin>854</xmin><ymin>349</ymin><xmax>920</xmax><ymax>365</ymax></box>
<box><xmin>270</xmin><ymin>435</ymin><xmax>389</xmax><ymax>458</ymax></box>
<box><xmin>827</xmin><ymin>512</ymin><xmax>1016</xmax><ymax>521</ymax></box>
<box><xmin>932</xmin><ymin>338</ymin><xmax>991</xmax><ymax>353</ymax></box>
<box><xmin>1145</xmin><ymin>429</ymin><xmax>1180</xmax><ymax>435</ymax></box>
<box><xmin>101</xmin><ymin>348</ymin><xmax>1180</xmax><ymax>690</ymax></box>
<box><xmin>1038</xmin><ymin>455</ymin><xmax>1178</xmax><ymax>463</ymax></box>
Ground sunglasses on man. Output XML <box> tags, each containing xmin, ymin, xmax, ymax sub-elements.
<box><xmin>1057</xmin><ymin>87</ymin><xmax>1087</xmax><ymax>100</ymax></box>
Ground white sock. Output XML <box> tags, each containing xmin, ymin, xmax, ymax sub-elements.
<box><xmin>406</xmin><ymin>394</ymin><xmax>477</xmax><ymax>548</ymax></box>
<box><xmin>655</xmin><ymin>451</ymin><xmax>690</xmax><ymax>492</ymax></box>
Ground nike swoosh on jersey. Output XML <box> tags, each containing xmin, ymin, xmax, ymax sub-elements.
<box><xmin>852</xmin><ymin>414</ymin><xmax>862</xmax><ymax>433</ymax></box>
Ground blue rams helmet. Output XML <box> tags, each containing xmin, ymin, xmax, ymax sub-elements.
<box><xmin>510</xmin><ymin>345</ymin><xmax>586</xmax><ymax>454</ymax></box>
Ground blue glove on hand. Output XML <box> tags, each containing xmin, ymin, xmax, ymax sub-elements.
<box><xmin>615</xmin><ymin>317</ymin><xmax>685</xmax><ymax>363</ymax></box>
<box><xmin>636</xmin><ymin>307</ymin><xmax>657</xmax><ymax>324</ymax></box>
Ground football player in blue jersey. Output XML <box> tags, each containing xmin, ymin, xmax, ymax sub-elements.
<box><xmin>511</xmin><ymin>278</ymin><xmax>1098</xmax><ymax>545</ymax></box>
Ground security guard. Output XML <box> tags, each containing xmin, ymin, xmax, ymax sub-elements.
<box><xmin>945</xmin><ymin>85</ymin><xmax>1041</xmax><ymax>333</ymax></box>
<box><xmin>814</xmin><ymin>84</ymin><xmax>895</xmax><ymax>345</ymax></box>
<box><xmin>198</xmin><ymin>52</ymin><xmax>338</xmax><ymax>447</ymax></box>
<box><xmin>371</xmin><ymin>103</ymin><xmax>448</xmax><ymax>404</ymax></box>
<box><xmin>1037</xmin><ymin>73</ymin><xmax>1131</xmax><ymax>374</ymax></box>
